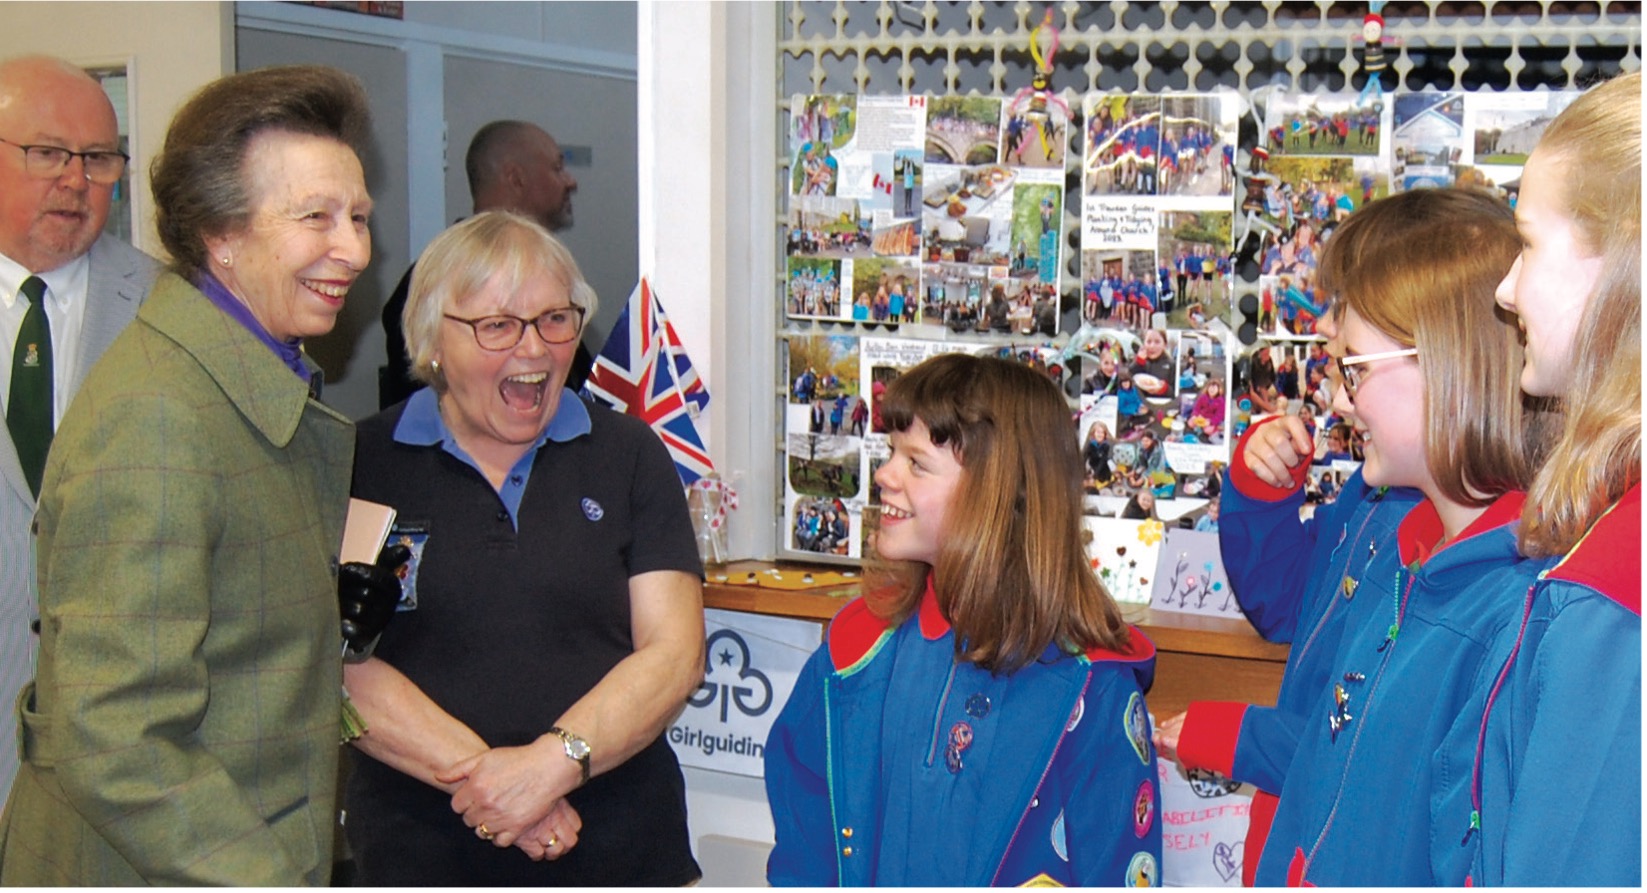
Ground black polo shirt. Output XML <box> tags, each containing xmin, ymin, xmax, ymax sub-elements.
<box><xmin>345</xmin><ymin>389</ymin><xmax>702</xmax><ymax>885</ymax></box>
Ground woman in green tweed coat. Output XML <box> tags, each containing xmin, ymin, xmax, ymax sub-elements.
<box><xmin>0</xmin><ymin>65</ymin><xmax>373</xmax><ymax>885</ymax></box>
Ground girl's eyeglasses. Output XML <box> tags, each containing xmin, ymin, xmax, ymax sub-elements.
<box><xmin>1335</xmin><ymin>348</ymin><xmax>1418</xmax><ymax>400</ymax></box>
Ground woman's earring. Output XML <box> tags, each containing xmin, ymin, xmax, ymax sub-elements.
<box><xmin>431</xmin><ymin>359</ymin><xmax>441</xmax><ymax>374</ymax></box>
<box><xmin>221</xmin><ymin>256</ymin><xmax>232</xmax><ymax>267</ymax></box>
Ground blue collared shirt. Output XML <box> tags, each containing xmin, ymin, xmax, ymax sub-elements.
<box><xmin>391</xmin><ymin>386</ymin><xmax>592</xmax><ymax>530</ymax></box>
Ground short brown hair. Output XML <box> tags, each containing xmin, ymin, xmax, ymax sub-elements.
<box><xmin>1321</xmin><ymin>187</ymin><xmax>1554</xmax><ymax>505</ymax></box>
<box><xmin>868</xmin><ymin>353</ymin><xmax>1129</xmax><ymax>673</ymax></box>
<box><xmin>151</xmin><ymin>65</ymin><xmax>371</xmax><ymax>280</ymax></box>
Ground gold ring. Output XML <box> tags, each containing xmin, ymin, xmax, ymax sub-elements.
<box><xmin>477</xmin><ymin>823</ymin><xmax>495</xmax><ymax>841</ymax></box>
<box><xmin>548</xmin><ymin>835</ymin><xmax>559</xmax><ymax>848</ymax></box>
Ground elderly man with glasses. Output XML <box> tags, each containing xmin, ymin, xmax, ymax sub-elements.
<box><xmin>0</xmin><ymin>54</ymin><xmax>160</xmax><ymax>806</ymax></box>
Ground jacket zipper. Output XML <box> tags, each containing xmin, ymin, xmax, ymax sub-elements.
<box><xmin>1297</xmin><ymin>494</ymin><xmax>1388</xmax><ymax>663</ymax></box>
<box><xmin>825</xmin><ymin>676</ymin><xmax>845</xmax><ymax>883</ymax></box>
<box><xmin>1300</xmin><ymin>563</ymin><xmax>1418</xmax><ymax>880</ymax></box>
<box><xmin>1465</xmin><ymin>576</ymin><xmax>1541</xmax><ymax>848</ymax></box>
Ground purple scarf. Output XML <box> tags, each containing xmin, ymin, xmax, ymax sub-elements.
<box><xmin>194</xmin><ymin>272</ymin><xmax>312</xmax><ymax>383</ymax></box>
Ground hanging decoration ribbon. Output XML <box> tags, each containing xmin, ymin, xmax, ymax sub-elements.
<box><xmin>1005</xmin><ymin>8</ymin><xmax>1071</xmax><ymax>164</ymax></box>
<box><xmin>1028</xmin><ymin>7</ymin><xmax>1058</xmax><ymax>75</ymax></box>
<box><xmin>690</xmin><ymin>475</ymin><xmax>739</xmax><ymax>531</ymax></box>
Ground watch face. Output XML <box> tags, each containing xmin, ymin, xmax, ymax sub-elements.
<box><xmin>559</xmin><ymin>730</ymin><xmax>590</xmax><ymax>760</ymax></box>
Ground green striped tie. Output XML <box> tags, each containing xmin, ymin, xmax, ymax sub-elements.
<box><xmin>7</xmin><ymin>276</ymin><xmax>52</xmax><ymax>498</ymax></box>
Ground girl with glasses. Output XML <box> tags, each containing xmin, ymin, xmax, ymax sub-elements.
<box><xmin>1156</xmin><ymin>186</ymin><xmax>1557</xmax><ymax>885</ymax></box>
<box><xmin>1466</xmin><ymin>71</ymin><xmax>1641</xmax><ymax>887</ymax></box>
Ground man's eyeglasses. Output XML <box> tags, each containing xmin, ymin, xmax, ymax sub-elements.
<box><xmin>0</xmin><ymin>136</ymin><xmax>128</xmax><ymax>185</ymax></box>
<box><xmin>444</xmin><ymin>307</ymin><xmax>586</xmax><ymax>350</ymax></box>
<box><xmin>1335</xmin><ymin>347</ymin><xmax>1418</xmax><ymax>400</ymax></box>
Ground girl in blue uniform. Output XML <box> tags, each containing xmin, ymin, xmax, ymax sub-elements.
<box><xmin>1464</xmin><ymin>71</ymin><xmax>1641</xmax><ymax>887</ymax></box>
<box><xmin>1152</xmin><ymin>192</ymin><xmax>1436</xmax><ymax>884</ymax></box>
<box><xmin>765</xmin><ymin>353</ymin><xmax>1161</xmax><ymax>887</ymax></box>
<box><xmin>1248</xmin><ymin>188</ymin><xmax>1559</xmax><ymax>885</ymax></box>
<box><xmin>1159</xmin><ymin>188</ymin><xmax>1556</xmax><ymax>885</ymax></box>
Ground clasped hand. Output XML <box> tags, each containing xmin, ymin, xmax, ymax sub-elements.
<box><xmin>438</xmin><ymin>740</ymin><xmax>584</xmax><ymax>861</ymax></box>
<box><xmin>1241</xmin><ymin>416</ymin><xmax>1314</xmax><ymax>489</ymax></box>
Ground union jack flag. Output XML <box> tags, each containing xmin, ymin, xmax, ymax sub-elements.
<box><xmin>583</xmin><ymin>279</ymin><xmax>714</xmax><ymax>484</ymax></box>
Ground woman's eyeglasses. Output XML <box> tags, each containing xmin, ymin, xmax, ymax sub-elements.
<box><xmin>0</xmin><ymin>136</ymin><xmax>128</xmax><ymax>184</ymax></box>
<box><xmin>444</xmin><ymin>307</ymin><xmax>587</xmax><ymax>350</ymax></box>
<box><xmin>1335</xmin><ymin>347</ymin><xmax>1418</xmax><ymax>400</ymax></box>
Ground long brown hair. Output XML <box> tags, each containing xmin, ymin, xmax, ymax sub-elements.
<box><xmin>1319</xmin><ymin>187</ymin><xmax>1555</xmax><ymax>505</ymax></box>
<box><xmin>867</xmin><ymin>353</ymin><xmax>1128</xmax><ymax>673</ymax></box>
<box><xmin>1517</xmin><ymin>72</ymin><xmax>1641</xmax><ymax>557</ymax></box>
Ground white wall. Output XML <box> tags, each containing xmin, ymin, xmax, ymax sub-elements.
<box><xmin>0</xmin><ymin>1</ymin><xmax>234</xmax><ymax>257</ymax></box>
<box><xmin>637</xmin><ymin>3</ymin><xmax>783</xmax><ymax>877</ymax></box>
<box><xmin>638</xmin><ymin>0</ymin><xmax>780</xmax><ymax>563</ymax></box>
<box><xmin>404</xmin><ymin>1</ymin><xmax>635</xmax><ymax>54</ymax></box>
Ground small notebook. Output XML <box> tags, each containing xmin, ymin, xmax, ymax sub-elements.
<box><xmin>340</xmin><ymin>498</ymin><xmax>397</xmax><ymax>565</ymax></box>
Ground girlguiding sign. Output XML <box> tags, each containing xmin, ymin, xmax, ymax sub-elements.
<box><xmin>668</xmin><ymin>609</ymin><xmax>820</xmax><ymax>777</ymax></box>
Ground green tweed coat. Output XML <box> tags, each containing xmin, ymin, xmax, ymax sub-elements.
<box><xmin>0</xmin><ymin>273</ymin><xmax>353</xmax><ymax>885</ymax></box>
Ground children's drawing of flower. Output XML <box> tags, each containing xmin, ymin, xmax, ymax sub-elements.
<box><xmin>1137</xmin><ymin>519</ymin><xmax>1165</xmax><ymax>546</ymax></box>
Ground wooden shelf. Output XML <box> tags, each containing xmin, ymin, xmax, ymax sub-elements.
<box><xmin>702</xmin><ymin>560</ymin><xmax>1289</xmax><ymax>716</ymax></box>
<box><xmin>702</xmin><ymin>560</ymin><xmax>859</xmax><ymax>622</ymax></box>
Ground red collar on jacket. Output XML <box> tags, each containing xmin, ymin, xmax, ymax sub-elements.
<box><xmin>1545</xmin><ymin>483</ymin><xmax>1641</xmax><ymax>615</ymax></box>
<box><xmin>1396</xmin><ymin>491</ymin><xmax>1526</xmax><ymax>566</ymax></box>
<box><xmin>918</xmin><ymin>577</ymin><xmax>948</xmax><ymax>639</ymax></box>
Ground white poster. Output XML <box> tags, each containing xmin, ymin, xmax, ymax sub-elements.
<box><xmin>667</xmin><ymin>609</ymin><xmax>822</xmax><ymax>778</ymax></box>
<box><xmin>1158</xmin><ymin>761</ymin><xmax>1254</xmax><ymax>887</ymax></box>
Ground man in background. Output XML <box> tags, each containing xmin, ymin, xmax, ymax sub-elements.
<box><xmin>380</xmin><ymin>120</ymin><xmax>585</xmax><ymax>408</ymax></box>
<box><xmin>0</xmin><ymin>54</ymin><xmax>161</xmax><ymax>804</ymax></box>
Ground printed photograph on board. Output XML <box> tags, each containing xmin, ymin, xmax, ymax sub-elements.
<box><xmin>1001</xmin><ymin>78</ymin><xmax>1072</xmax><ymax>168</ymax></box>
<box><xmin>1263</xmin><ymin>91</ymin><xmax>1385</xmax><ymax>158</ymax></box>
<box><xmin>786</xmin><ymin>195</ymin><xmax>872</xmax><ymax>259</ymax></box>
<box><xmin>1079</xmin><ymin>248</ymin><xmax>1161</xmax><ymax>334</ymax></box>
<box><xmin>1158</xmin><ymin>211</ymin><xmax>1234</xmax><ymax>332</ymax></box>
<box><xmin>920</xmin><ymin>162</ymin><xmax>1017</xmax><ymax>267</ymax></box>
<box><xmin>1085</xmin><ymin>94</ymin><xmax>1163</xmax><ymax>196</ymax></box>
<box><xmin>848</xmin><ymin>257</ymin><xmax>923</xmax><ymax>326</ymax></box>
<box><xmin>1392</xmin><ymin>92</ymin><xmax>1466</xmax><ymax>190</ymax></box>
<box><xmin>925</xmin><ymin>95</ymin><xmax>1004</xmax><ymax>165</ymax></box>
<box><xmin>785</xmin><ymin>256</ymin><xmax>844</xmax><ymax>321</ymax></box>
<box><xmin>1158</xmin><ymin>94</ymin><xmax>1238</xmax><ymax>198</ymax></box>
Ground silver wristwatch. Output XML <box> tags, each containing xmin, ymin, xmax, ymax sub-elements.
<box><xmin>548</xmin><ymin>726</ymin><xmax>591</xmax><ymax>784</ymax></box>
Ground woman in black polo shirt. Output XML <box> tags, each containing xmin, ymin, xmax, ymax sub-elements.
<box><xmin>341</xmin><ymin>211</ymin><xmax>705</xmax><ymax>885</ymax></box>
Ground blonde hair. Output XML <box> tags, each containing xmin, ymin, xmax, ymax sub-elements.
<box><xmin>402</xmin><ymin>211</ymin><xmax>598</xmax><ymax>389</ymax></box>
<box><xmin>1518</xmin><ymin>72</ymin><xmax>1642</xmax><ymax>557</ymax></box>
<box><xmin>1320</xmin><ymin>187</ymin><xmax>1555</xmax><ymax>505</ymax></box>
<box><xmin>867</xmin><ymin>354</ymin><xmax>1129</xmax><ymax>673</ymax></box>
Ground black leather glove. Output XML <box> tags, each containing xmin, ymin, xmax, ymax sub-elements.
<box><xmin>339</xmin><ymin>543</ymin><xmax>411</xmax><ymax>663</ymax></box>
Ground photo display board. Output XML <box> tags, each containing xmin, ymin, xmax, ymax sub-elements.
<box><xmin>780</xmin><ymin>86</ymin><xmax>1573</xmax><ymax>594</ymax></box>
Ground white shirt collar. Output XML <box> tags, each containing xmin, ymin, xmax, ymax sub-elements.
<box><xmin>0</xmin><ymin>250</ymin><xmax>90</xmax><ymax>313</ymax></box>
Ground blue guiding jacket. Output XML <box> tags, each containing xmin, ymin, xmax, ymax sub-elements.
<box><xmin>765</xmin><ymin>583</ymin><xmax>1162</xmax><ymax>886</ymax></box>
